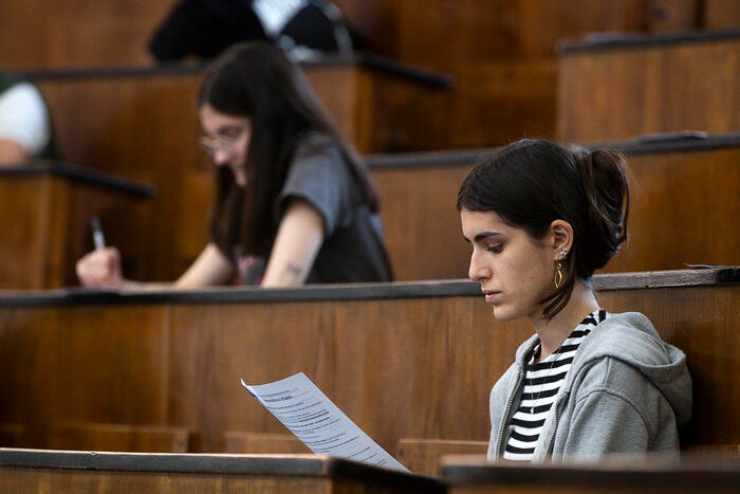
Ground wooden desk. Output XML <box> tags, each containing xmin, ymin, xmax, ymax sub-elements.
<box><xmin>0</xmin><ymin>448</ymin><xmax>443</xmax><ymax>493</ymax></box>
<box><xmin>441</xmin><ymin>455</ymin><xmax>740</xmax><ymax>494</ymax></box>
<box><xmin>0</xmin><ymin>268</ymin><xmax>737</xmax><ymax>455</ymax></box>
<box><xmin>0</xmin><ymin>162</ymin><xmax>153</xmax><ymax>289</ymax></box>
<box><xmin>558</xmin><ymin>29</ymin><xmax>740</xmax><ymax>142</ymax></box>
<box><xmin>369</xmin><ymin>133</ymin><xmax>740</xmax><ymax>280</ymax></box>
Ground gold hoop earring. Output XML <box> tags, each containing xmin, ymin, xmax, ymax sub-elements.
<box><xmin>554</xmin><ymin>260</ymin><xmax>564</xmax><ymax>289</ymax></box>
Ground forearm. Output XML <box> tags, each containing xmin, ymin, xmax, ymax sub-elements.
<box><xmin>261</xmin><ymin>261</ymin><xmax>309</xmax><ymax>287</ymax></box>
<box><xmin>261</xmin><ymin>200</ymin><xmax>324</xmax><ymax>287</ymax></box>
<box><xmin>173</xmin><ymin>243</ymin><xmax>234</xmax><ymax>288</ymax></box>
<box><xmin>118</xmin><ymin>279</ymin><xmax>175</xmax><ymax>291</ymax></box>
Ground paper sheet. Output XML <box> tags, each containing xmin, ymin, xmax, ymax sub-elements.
<box><xmin>241</xmin><ymin>372</ymin><xmax>408</xmax><ymax>472</ymax></box>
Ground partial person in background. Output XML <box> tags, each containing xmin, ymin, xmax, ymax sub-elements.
<box><xmin>149</xmin><ymin>0</ymin><xmax>353</xmax><ymax>63</ymax></box>
<box><xmin>458</xmin><ymin>139</ymin><xmax>691</xmax><ymax>462</ymax></box>
<box><xmin>0</xmin><ymin>73</ymin><xmax>54</xmax><ymax>165</ymax></box>
<box><xmin>77</xmin><ymin>42</ymin><xmax>392</xmax><ymax>289</ymax></box>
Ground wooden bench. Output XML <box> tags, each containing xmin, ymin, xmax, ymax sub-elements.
<box><xmin>441</xmin><ymin>454</ymin><xmax>740</xmax><ymax>494</ymax></box>
<box><xmin>0</xmin><ymin>424</ymin><xmax>24</xmax><ymax>448</ymax></box>
<box><xmin>224</xmin><ymin>431</ymin><xmax>308</xmax><ymax>454</ymax></box>
<box><xmin>397</xmin><ymin>439</ymin><xmax>487</xmax><ymax>477</ymax></box>
<box><xmin>369</xmin><ymin>132</ymin><xmax>740</xmax><ymax>280</ymax></box>
<box><xmin>441</xmin><ymin>456</ymin><xmax>740</xmax><ymax>494</ymax></box>
<box><xmin>0</xmin><ymin>448</ymin><xmax>443</xmax><ymax>493</ymax></box>
<box><xmin>171</xmin><ymin>132</ymin><xmax>740</xmax><ymax>281</ymax></box>
<box><xmin>0</xmin><ymin>268</ymin><xmax>737</xmax><ymax>457</ymax></box>
<box><xmin>47</xmin><ymin>422</ymin><xmax>190</xmax><ymax>453</ymax></box>
<box><xmin>558</xmin><ymin>29</ymin><xmax>740</xmax><ymax>142</ymax></box>
<box><xmin>0</xmin><ymin>162</ymin><xmax>153</xmax><ymax>289</ymax></box>
<box><xmin>395</xmin><ymin>440</ymin><xmax>740</xmax><ymax>478</ymax></box>
<box><xmin>15</xmin><ymin>59</ymin><xmax>448</xmax><ymax>280</ymax></box>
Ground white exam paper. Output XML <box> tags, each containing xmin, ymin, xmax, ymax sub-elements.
<box><xmin>241</xmin><ymin>372</ymin><xmax>408</xmax><ymax>472</ymax></box>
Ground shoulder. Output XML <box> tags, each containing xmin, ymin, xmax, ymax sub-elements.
<box><xmin>572</xmin><ymin>356</ymin><xmax>653</xmax><ymax>398</ymax></box>
<box><xmin>292</xmin><ymin>132</ymin><xmax>343</xmax><ymax>164</ymax></box>
<box><xmin>286</xmin><ymin>133</ymin><xmax>348</xmax><ymax>183</ymax></box>
<box><xmin>569</xmin><ymin>311</ymin><xmax>678</xmax><ymax>397</ymax></box>
<box><xmin>0</xmin><ymin>82</ymin><xmax>51</xmax><ymax>155</ymax></box>
<box><xmin>0</xmin><ymin>82</ymin><xmax>45</xmax><ymax>109</ymax></box>
<box><xmin>568</xmin><ymin>312</ymin><xmax>692</xmax><ymax>426</ymax></box>
<box><xmin>278</xmin><ymin>133</ymin><xmax>355</xmax><ymax>233</ymax></box>
<box><xmin>283</xmin><ymin>132</ymin><xmax>351</xmax><ymax>187</ymax></box>
<box><xmin>572</xmin><ymin>311</ymin><xmax>683</xmax><ymax>385</ymax></box>
<box><xmin>576</xmin><ymin>312</ymin><xmax>676</xmax><ymax>366</ymax></box>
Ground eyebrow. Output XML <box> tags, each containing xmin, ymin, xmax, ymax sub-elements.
<box><xmin>201</xmin><ymin>124</ymin><xmax>243</xmax><ymax>137</ymax></box>
<box><xmin>216</xmin><ymin>124</ymin><xmax>244</xmax><ymax>135</ymax></box>
<box><xmin>463</xmin><ymin>231</ymin><xmax>503</xmax><ymax>243</ymax></box>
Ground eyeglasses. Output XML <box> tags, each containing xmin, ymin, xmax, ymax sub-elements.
<box><xmin>200</xmin><ymin>126</ymin><xmax>247</xmax><ymax>156</ymax></box>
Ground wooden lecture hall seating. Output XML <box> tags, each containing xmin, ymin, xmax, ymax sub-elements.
<box><xmin>331</xmin><ymin>0</ymin><xmax>740</xmax><ymax>151</ymax></box>
<box><xmin>0</xmin><ymin>162</ymin><xmax>153</xmax><ymax>290</ymax></box>
<box><xmin>558</xmin><ymin>29</ymin><xmax>740</xmax><ymax>143</ymax></box>
<box><xmin>4</xmin><ymin>134</ymin><xmax>737</xmax><ymax>287</ymax></box>
<box><xmin>2</xmin><ymin>450</ymin><xmax>740</xmax><ymax>494</ymax></box>
<box><xmin>12</xmin><ymin>58</ymin><xmax>450</xmax><ymax>282</ymax></box>
<box><xmin>10</xmin><ymin>32</ymin><xmax>736</xmax><ymax>285</ymax></box>
<box><xmin>370</xmin><ymin>132</ymin><xmax>740</xmax><ymax>280</ymax></box>
<box><xmin>1</xmin><ymin>268</ymin><xmax>738</xmax><ymax>470</ymax></box>
<box><xmin>0</xmin><ymin>449</ymin><xmax>445</xmax><ymax>493</ymax></box>
<box><xmin>2</xmin><ymin>2</ymin><xmax>740</xmax><ymax>493</ymax></box>
<box><xmin>440</xmin><ymin>455</ymin><xmax>740</xmax><ymax>494</ymax></box>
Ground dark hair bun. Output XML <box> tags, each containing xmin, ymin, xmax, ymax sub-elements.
<box><xmin>574</xmin><ymin>149</ymin><xmax>630</xmax><ymax>275</ymax></box>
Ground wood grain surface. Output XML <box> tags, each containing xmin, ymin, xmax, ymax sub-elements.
<box><xmin>372</xmin><ymin>144</ymin><xmax>740</xmax><ymax>280</ymax></box>
<box><xmin>0</xmin><ymin>277</ymin><xmax>737</xmax><ymax>456</ymax></box>
<box><xmin>442</xmin><ymin>455</ymin><xmax>740</xmax><ymax>494</ymax></box>
<box><xmin>558</xmin><ymin>39</ymin><xmax>740</xmax><ymax>142</ymax></box>
<box><xmin>0</xmin><ymin>173</ymin><xmax>151</xmax><ymax>289</ymax></box>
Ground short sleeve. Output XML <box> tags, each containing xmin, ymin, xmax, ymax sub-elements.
<box><xmin>276</xmin><ymin>135</ymin><xmax>354</xmax><ymax>236</ymax></box>
<box><xmin>0</xmin><ymin>83</ymin><xmax>51</xmax><ymax>156</ymax></box>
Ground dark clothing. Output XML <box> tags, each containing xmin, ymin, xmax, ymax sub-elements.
<box><xmin>149</xmin><ymin>0</ymin><xmax>268</xmax><ymax>61</ymax></box>
<box><xmin>281</xmin><ymin>4</ymin><xmax>341</xmax><ymax>53</ymax></box>
<box><xmin>276</xmin><ymin>134</ymin><xmax>392</xmax><ymax>283</ymax></box>
<box><xmin>0</xmin><ymin>73</ymin><xmax>14</xmax><ymax>94</ymax></box>
<box><xmin>223</xmin><ymin>133</ymin><xmax>393</xmax><ymax>285</ymax></box>
<box><xmin>149</xmin><ymin>0</ymin><xmax>350</xmax><ymax>62</ymax></box>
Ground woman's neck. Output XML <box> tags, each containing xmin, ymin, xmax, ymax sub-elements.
<box><xmin>530</xmin><ymin>280</ymin><xmax>600</xmax><ymax>361</ymax></box>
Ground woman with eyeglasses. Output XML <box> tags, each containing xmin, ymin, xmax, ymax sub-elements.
<box><xmin>76</xmin><ymin>42</ymin><xmax>392</xmax><ymax>288</ymax></box>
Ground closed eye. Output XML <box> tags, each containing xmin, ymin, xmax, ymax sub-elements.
<box><xmin>217</xmin><ymin>126</ymin><xmax>245</xmax><ymax>139</ymax></box>
<box><xmin>486</xmin><ymin>243</ymin><xmax>504</xmax><ymax>254</ymax></box>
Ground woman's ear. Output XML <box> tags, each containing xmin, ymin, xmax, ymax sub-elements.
<box><xmin>549</xmin><ymin>219</ymin><xmax>574</xmax><ymax>259</ymax></box>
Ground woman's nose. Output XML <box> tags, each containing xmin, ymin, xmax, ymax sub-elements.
<box><xmin>468</xmin><ymin>251</ymin><xmax>490</xmax><ymax>282</ymax></box>
<box><xmin>213</xmin><ymin>149</ymin><xmax>230</xmax><ymax>166</ymax></box>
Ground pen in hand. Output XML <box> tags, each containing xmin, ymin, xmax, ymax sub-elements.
<box><xmin>90</xmin><ymin>216</ymin><xmax>106</xmax><ymax>250</ymax></box>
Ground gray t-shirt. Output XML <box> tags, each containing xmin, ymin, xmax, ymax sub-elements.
<box><xmin>238</xmin><ymin>133</ymin><xmax>392</xmax><ymax>284</ymax></box>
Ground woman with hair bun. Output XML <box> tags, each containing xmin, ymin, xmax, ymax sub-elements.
<box><xmin>457</xmin><ymin>139</ymin><xmax>691</xmax><ymax>462</ymax></box>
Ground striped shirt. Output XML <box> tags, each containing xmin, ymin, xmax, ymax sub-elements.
<box><xmin>503</xmin><ymin>309</ymin><xmax>608</xmax><ymax>461</ymax></box>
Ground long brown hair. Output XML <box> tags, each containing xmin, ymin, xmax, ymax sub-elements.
<box><xmin>200</xmin><ymin>42</ymin><xmax>379</xmax><ymax>257</ymax></box>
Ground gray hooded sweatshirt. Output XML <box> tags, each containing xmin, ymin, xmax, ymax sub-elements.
<box><xmin>487</xmin><ymin>312</ymin><xmax>692</xmax><ymax>462</ymax></box>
